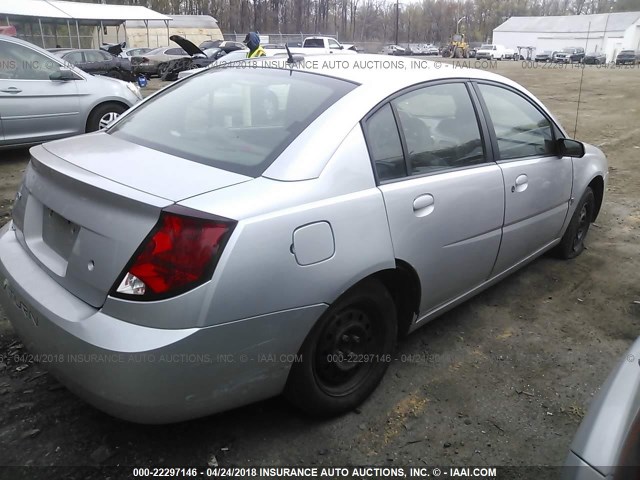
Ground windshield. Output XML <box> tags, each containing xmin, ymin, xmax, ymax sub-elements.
<box><xmin>480</xmin><ymin>45</ymin><xmax>493</xmax><ymax>49</ymax></box>
<box><xmin>146</xmin><ymin>47</ymin><xmax>166</xmax><ymax>55</ymax></box>
<box><xmin>620</xmin><ymin>50</ymin><xmax>634</xmax><ymax>54</ymax></box>
<box><xmin>109</xmin><ymin>68</ymin><xmax>356</xmax><ymax>177</ymax></box>
<box><xmin>561</xmin><ymin>48</ymin><xmax>575</xmax><ymax>53</ymax></box>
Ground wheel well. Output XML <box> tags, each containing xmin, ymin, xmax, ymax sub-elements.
<box><xmin>371</xmin><ymin>260</ymin><xmax>421</xmax><ymax>338</ymax></box>
<box><xmin>85</xmin><ymin>101</ymin><xmax>129</xmax><ymax>132</ymax></box>
<box><xmin>589</xmin><ymin>176</ymin><xmax>604</xmax><ymax>221</ymax></box>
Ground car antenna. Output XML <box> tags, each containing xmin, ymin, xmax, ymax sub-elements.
<box><xmin>573</xmin><ymin>21</ymin><xmax>591</xmax><ymax>138</ymax></box>
<box><xmin>285</xmin><ymin>43</ymin><xmax>296</xmax><ymax>65</ymax></box>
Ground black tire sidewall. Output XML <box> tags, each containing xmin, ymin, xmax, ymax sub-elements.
<box><xmin>157</xmin><ymin>63</ymin><xmax>168</xmax><ymax>77</ymax></box>
<box><xmin>86</xmin><ymin>103</ymin><xmax>127</xmax><ymax>132</ymax></box>
<box><xmin>556</xmin><ymin>187</ymin><xmax>595</xmax><ymax>259</ymax></box>
<box><xmin>285</xmin><ymin>279</ymin><xmax>397</xmax><ymax>416</ymax></box>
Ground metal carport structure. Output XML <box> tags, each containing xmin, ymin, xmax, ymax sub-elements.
<box><xmin>0</xmin><ymin>0</ymin><xmax>172</xmax><ymax>49</ymax></box>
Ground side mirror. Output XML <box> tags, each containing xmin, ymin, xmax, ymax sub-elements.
<box><xmin>50</xmin><ymin>69</ymin><xmax>77</xmax><ymax>81</ymax></box>
<box><xmin>557</xmin><ymin>138</ymin><xmax>585</xmax><ymax>158</ymax></box>
<box><xmin>339</xmin><ymin>45</ymin><xmax>344</xmax><ymax>50</ymax></box>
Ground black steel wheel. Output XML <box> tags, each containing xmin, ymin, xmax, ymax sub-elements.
<box><xmin>157</xmin><ymin>63</ymin><xmax>169</xmax><ymax>78</ymax></box>
<box><xmin>285</xmin><ymin>278</ymin><xmax>397</xmax><ymax>416</ymax></box>
<box><xmin>554</xmin><ymin>187</ymin><xmax>595</xmax><ymax>259</ymax></box>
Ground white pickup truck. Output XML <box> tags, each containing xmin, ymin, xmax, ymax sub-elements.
<box><xmin>292</xmin><ymin>36</ymin><xmax>357</xmax><ymax>54</ymax></box>
<box><xmin>475</xmin><ymin>44</ymin><xmax>513</xmax><ymax>60</ymax></box>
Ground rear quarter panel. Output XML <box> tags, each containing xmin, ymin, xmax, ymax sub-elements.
<box><xmin>180</xmin><ymin>125</ymin><xmax>396</xmax><ymax>327</ymax></box>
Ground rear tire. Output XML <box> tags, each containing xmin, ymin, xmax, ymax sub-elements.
<box><xmin>554</xmin><ymin>187</ymin><xmax>595</xmax><ymax>259</ymax></box>
<box><xmin>86</xmin><ymin>102</ymin><xmax>127</xmax><ymax>132</ymax></box>
<box><xmin>157</xmin><ymin>63</ymin><xmax>169</xmax><ymax>78</ymax></box>
<box><xmin>106</xmin><ymin>69</ymin><xmax>123</xmax><ymax>80</ymax></box>
<box><xmin>284</xmin><ymin>278</ymin><xmax>397</xmax><ymax>416</ymax></box>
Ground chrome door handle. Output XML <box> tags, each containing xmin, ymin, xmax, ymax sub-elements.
<box><xmin>0</xmin><ymin>87</ymin><xmax>22</xmax><ymax>94</ymax></box>
<box><xmin>413</xmin><ymin>194</ymin><xmax>435</xmax><ymax>217</ymax></box>
<box><xmin>512</xmin><ymin>174</ymin><xmax>528</xmax><ymax>193</ymax></box>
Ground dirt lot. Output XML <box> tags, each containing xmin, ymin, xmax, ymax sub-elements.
<box><xmin>0</xmin><ymin>61</ymin><xmax>638</xmax><ymax>477</ymax></box>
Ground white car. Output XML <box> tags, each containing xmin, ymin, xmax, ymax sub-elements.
<box><xmin>381</xmin><ymin>45</ymin><xmax>407</xmax><ymax>56</ymax></box>
<box><xmin>476</xmin><ymin>44</ymin><xmax>510</xmax><ymax>60</ymax></box>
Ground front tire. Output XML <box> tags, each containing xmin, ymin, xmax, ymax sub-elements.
<box><xmin>86</xmin><ymin>102</ymin><xmax>127</xmax><ymax>132</ymax></box>
<box><xmin>284</xmin><ymin>278</ymin><xmax>397</xmax><ymax>416</ymax></box>
<box><xmin>554</xmin><ymin>187</ymin><xmax>595</xmax><ymax>259</ymax></box>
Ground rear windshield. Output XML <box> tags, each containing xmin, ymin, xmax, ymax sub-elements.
<box><xmin>304</xmin><ymin>39</ymin><xmax>325</xmax><ymax>48</ymax></box>
<box><xmin>109</xmin><ymin>68</ymin><xmax>356</xmax><ymax>177</ymax></box>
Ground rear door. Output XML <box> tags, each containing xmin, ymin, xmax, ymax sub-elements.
<box><xmin>364</xmin><ymin>81</ymin><xmax>505</xmax><ymax>316</ymax></box>
<box><xmin>0</xmin><ymin>40</ymin><xmax>82</xmax><ymax>145</ymax></box>
<box><xmin>473</xmin><ymin>81</ymin><xmax>572</xmax><ymax>275</ymax></box>
<box><xmin>83</xmin><ymin>50</ymin><xmax>109</xmax><ymax>75</ymax></box>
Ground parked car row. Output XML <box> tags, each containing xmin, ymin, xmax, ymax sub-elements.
<box><xmin>533</xmin><ymin>47</ymin><xmax>638</xmax><ymax>65</ymax></box>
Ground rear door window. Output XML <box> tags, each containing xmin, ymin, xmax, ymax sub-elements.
<box><xmin>110</xmin><ymin>68</ymin><xmax>356</xmax><ymax>177</ymax></box>
<box><xmin>364</xmin><ymin>104</ymin><xmax>406</xmax><ymax>181</ymax></box>
<box><xmin>392</xmin><ymin>82</ymin><xmax>486</xmax><ymax>175</ymax></box>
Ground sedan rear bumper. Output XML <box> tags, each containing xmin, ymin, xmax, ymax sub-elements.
<box><xmin>0</xmin><ymin>222</ymin><xmax>324</xmax><ymax>423</ymax></box>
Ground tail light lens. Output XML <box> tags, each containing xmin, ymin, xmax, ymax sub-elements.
<box><xmin>111</xmin><ymin>206</ymin><xmax>235</xmax><ymax>301</ymax></box>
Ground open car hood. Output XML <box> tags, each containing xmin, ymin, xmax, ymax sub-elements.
<box><xmin>170</xmin><ymin>35</ymin><xmax>206</xmax><ymax>57</ymax></box>
<box><xmin>101</xmin><ymin>42</ymin><xmax>126</xmax><ymax>56</ymax></box>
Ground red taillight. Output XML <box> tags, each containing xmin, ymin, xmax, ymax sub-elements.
<box><xmin>112</xmin><ymin>207</ymin><xmax>235</xmax><ymax>300</ymax></box>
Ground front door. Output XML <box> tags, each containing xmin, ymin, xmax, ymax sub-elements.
<box><xmin>0</xmin><ymin>41</ymin><xmax>82</xmax><ymax>145</ymax></box>
<box><xmin>363</xmin><ymin>82</ymin><xmax>505</xmax><ymax>316</ymax></box>
<box><xmin>474</xmin><ymin>82</ymin><xmax>572</xmax><ymax>275</ymax></box>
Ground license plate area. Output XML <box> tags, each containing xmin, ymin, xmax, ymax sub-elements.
<box><xmin>42</xmin><ymin>207</ymin><xmax>79</xmax><ymax>260</ymax></box>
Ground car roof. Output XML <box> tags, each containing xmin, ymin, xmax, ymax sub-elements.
<box><xmin>217</xmin><ymin>53</ymin><xmax>562</xmax><ymax>181</ymax></box>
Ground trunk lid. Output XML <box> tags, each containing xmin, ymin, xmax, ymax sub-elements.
<box><xmin>12</xmin><ymin>136</ymin><xmax>250</xmax><ymax>308</ymax></box>
<box><xmin>42</xmin><ymin>133</ymin><xmax>250</xmax><ymax>202</ymax></box>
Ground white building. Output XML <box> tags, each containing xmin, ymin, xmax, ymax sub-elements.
<box><xmin>493</xmin><ymin>12</ymin><xmax>640</xmax><ymax>62</ymax></box>
<box><xmin>99</xmin><ymin>15</ymin><xmax>223</xmax><ymax>49</ymax></box>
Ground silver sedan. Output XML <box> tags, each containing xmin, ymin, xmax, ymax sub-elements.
<box><xmin>0</xmin><ymin>35</ymin><xmax>142</xmax><ymax>148</ymax></box>
<box><xmin>564</xmin><ymin>337</ymin><xmax>640</xmax><ymax>478</ymax></box>
<box><xmin>0</xmin><ymin>56</ymin><xmax>608</xmax><ymax>423</ymax></box>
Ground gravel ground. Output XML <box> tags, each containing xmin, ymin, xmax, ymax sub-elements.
<box><xmin>0</xmin><ymin>60</ymin><xmax>638</xmax><ymax>476</ymax></box>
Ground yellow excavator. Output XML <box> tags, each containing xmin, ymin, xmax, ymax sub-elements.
<box><xmin>442</xmin><ymin>33</ymin><xmax>470</xmax><ymax>58</ymax></box>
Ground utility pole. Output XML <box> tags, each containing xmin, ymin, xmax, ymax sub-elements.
<box><xmin>395</xmin><ymin>0</ymin><xmax>399</xmax><ymax>46</ymax></box>
<box><xmin>456</xmin><ymin>16</ymin><xmax>466</xmax><ymax>35</ymax></box>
